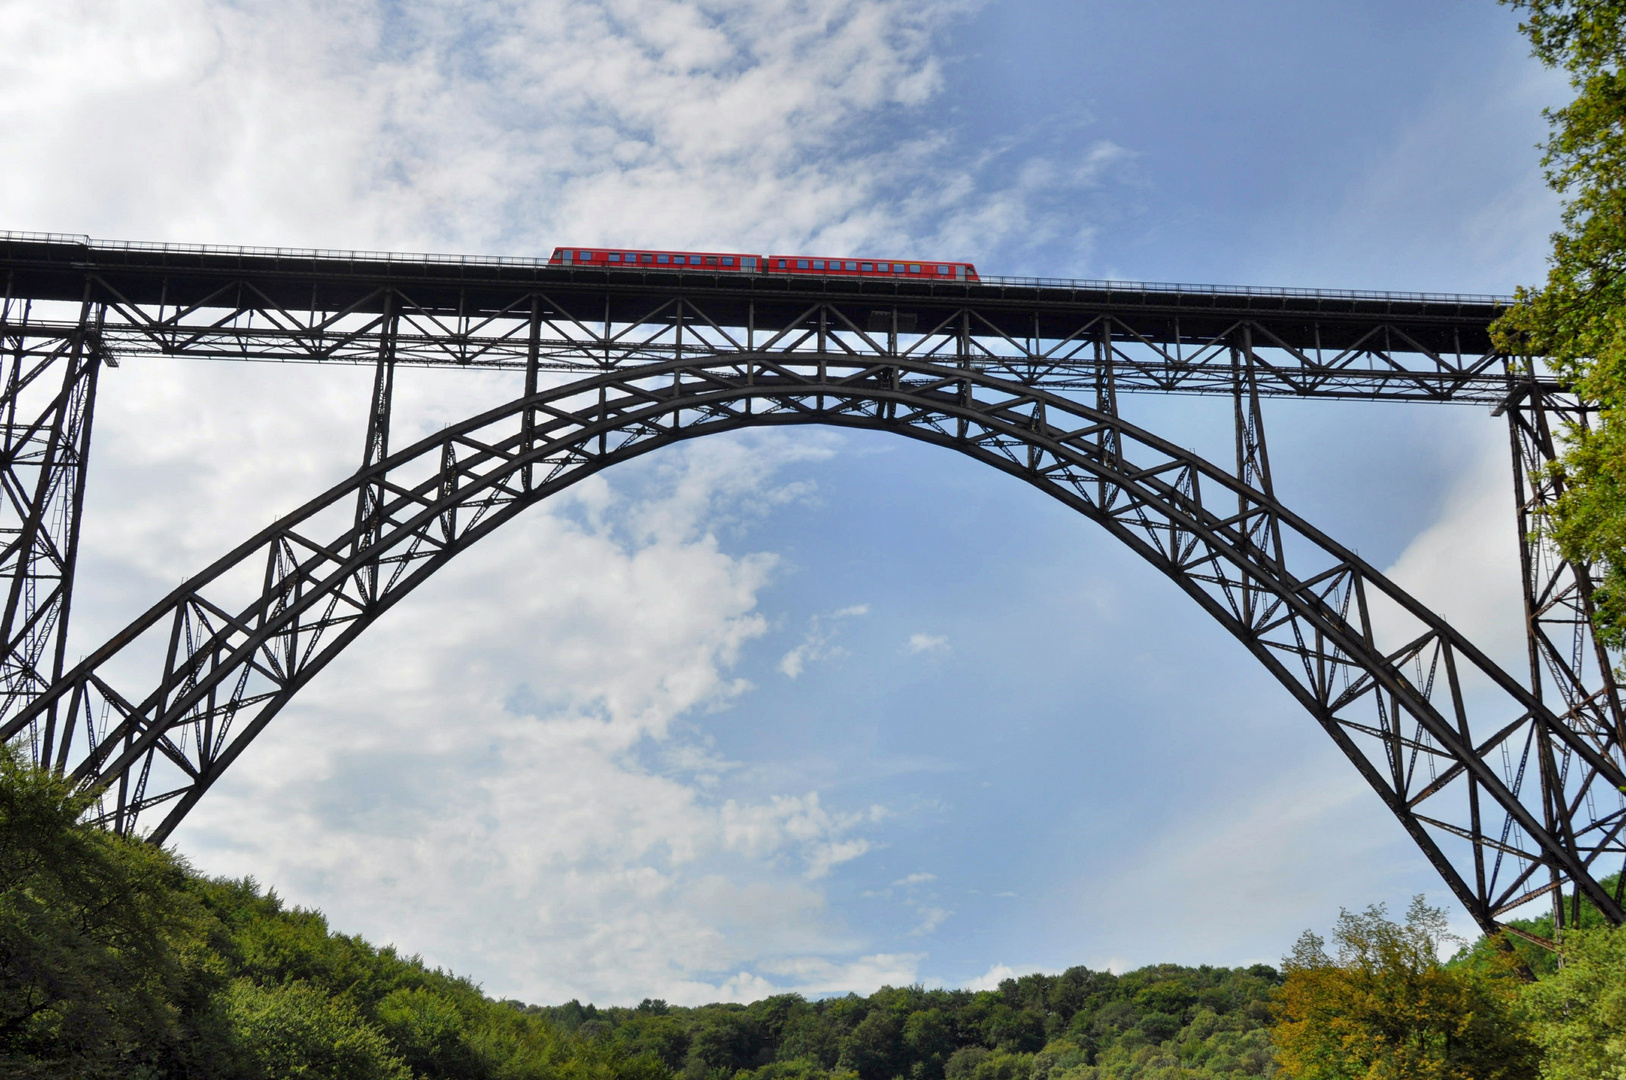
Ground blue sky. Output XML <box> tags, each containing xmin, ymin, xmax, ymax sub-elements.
<box><xmin>0</xmin><ymin>0</ymin><xmax>1573</xmax><ymax>1002</ymax></box>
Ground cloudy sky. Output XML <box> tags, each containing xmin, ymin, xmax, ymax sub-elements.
<box><xmin>0</xmin><ymin>0</ymin><xmax>1572</xmax><ymax>1003</ymax></box>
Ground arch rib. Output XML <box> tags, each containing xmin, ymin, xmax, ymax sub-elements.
<box><xmin>3</xmin><ymin>354</ymin><xmax>1623</xmax><ymax>936</ymax></box>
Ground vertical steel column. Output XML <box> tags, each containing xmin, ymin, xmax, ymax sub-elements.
<box><xmin>1094</xmin><ymin>320</ymin><xmax>1120</xmax><ymax>511</ymax></box>
<box><xmin>0</xmin><ymin>293</ymin><xmax>103</xmax><ymax>761</ymax></box>
<box><xmin>1505</xmin><ymin>382</ymin><xmax>1626</xmax><ymax>930</ymax></box>
<box><xmin>523</xmin><ymin>295</ymin><xmax>541</xmax><ymax>492</ymax></box>
<box><xmin>1230</xmin><ymin>327</ymin><xmax>1282</xmax><ymax>629</ymax></box>
<box><xmin>354</xmin><ymin>295</ymin><xmax>398</xmax><ymax>604</ymax></box>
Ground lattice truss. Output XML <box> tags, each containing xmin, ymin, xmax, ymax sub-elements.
<box><xmin>0</xmin><ymin>294</ymin><xmax>100</xmax><ymax>737</ymax></box>
<box><xmin>0</xmin><ymin>352</ymin><xmax>1622</xmax><ymax>936</ymax></box>
<box><xmin>1505</xmin><ymin>385</ymin><xmax>1626</xmax><ymax>931</ymax></box>
<box><xmin>33</xmin><ymin>279</ymin><xmax>1510</xmax><ymax>401</ymax></box>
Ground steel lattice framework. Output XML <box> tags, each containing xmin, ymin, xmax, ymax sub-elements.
<box><xmin>1</xmin><ymin>232</ymin><xmax>1621</xmax><ymax>945</ymax></box>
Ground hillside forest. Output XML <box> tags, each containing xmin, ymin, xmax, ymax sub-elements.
<box><xmin>7</xmin><ymin>744</ymin><xmax>1626</xmax><ymax>1079</ymax></box>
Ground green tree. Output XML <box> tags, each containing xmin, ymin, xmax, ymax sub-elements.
<box><xmin>903</xmin><ymin>1008</ymin><xmax>955</xmax><ymax>1080</ymax></box>
<box><xmin>0</xmin><ymin>743</ymin><xmax>216</xmax><ymax>1078</ymax></box>
<box><xmin>1493</xmin><ymin>0</ymin><xmax>1626</xmax><ymax>643</ymax></box>
<box><xmin>375</xmin><ymin>985</ymin><xmax>485</xmax><ymax>1078</ymax></box>
<box><xmin>1521</xmin><ymin>923</ymin><xmax>1626</xmax><ymax>1078</ymax></box>
<box><xmin>839</xmin><ymin>1007</ymin><xmax>905</xmax><ymax>1080</ymax></box>
<box><xmin>1272</xmin><ymin>897</ymin><xmax>1540</xmax><ymax>1080</ymax></box>
<box><xmin>224</xmin><ymin>978</ymin><xmax>410</xmax><ymax>1080</ymax></box>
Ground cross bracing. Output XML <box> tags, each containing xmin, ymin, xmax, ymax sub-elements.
<box><xmin>0</xmin><ymin>232</ymin><xmax>1618</xmax><ymax>947</ymax></box>
<box><xmin>3</xmin><ymin>232</ymin><xmax>1510</xmax><ymax>401</ymax></box>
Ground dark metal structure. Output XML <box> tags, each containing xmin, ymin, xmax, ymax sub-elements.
<box><xmin>0</xmin><ymin>231</ymin><xmax>1619</xmax><ymax>944</ymax></box>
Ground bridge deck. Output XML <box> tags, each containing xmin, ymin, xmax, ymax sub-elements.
<box><xmin>0</xmin><ymin>232</ymin><xmax>1522</xmax><ymax>402</ymax></box>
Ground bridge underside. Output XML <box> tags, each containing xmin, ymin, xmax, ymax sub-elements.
<box><xmin>0</xmin><ymin>232</ymin><xmax>1620</xmax><ymax>943</ymax></box>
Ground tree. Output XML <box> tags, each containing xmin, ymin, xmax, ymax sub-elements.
<box><xmin>1493</xmin><ymin>1</ymin><xmax>1626</xmax><ymax>643</ymax></box>
<box><xmin>1521</xmin><ymin>924</ymin><xmax>1626</xmax><ymax>1078</ymax></box>
<box><xmin>0</xmin><ymin>742</ymin><xmax>216</xmax><ymax>1078</ymax></box>
<box><xmin>1272</xmin><ymin>897</ymin><xmax>1540</xmax><ymax>1080</ymax></box>
<box><xmin>224</xmin><ymin>978</ymin><xmax>411</xmax><ymax>1080</ymax></box>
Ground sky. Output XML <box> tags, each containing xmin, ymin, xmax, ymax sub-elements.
<box><xmin>0</xmin><ymin>0</ymin><xmax>1576</xmax><ymax>1003</ymax></box>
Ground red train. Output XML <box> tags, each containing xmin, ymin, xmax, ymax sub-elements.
<box><xmin>549</xmin><ymin>246</ymin><xmax>979</xmax><ymax>282</ymax></box>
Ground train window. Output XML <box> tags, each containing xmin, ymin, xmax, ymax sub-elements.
<box><xmin>706</xmin><ymin>256</ymin><xmax>718</xmax><ymax>266</ymax></box>
<box><xmin>797</xmin><ymin>260</ymin><xmax>809</xmax><ymax>269</ymax></box>
<box><xmin>812</xmin><ymin>260</ymin><xmax>825</xmax><ymax>269</ymax></box>
<box><xmin>722</xmin><ymin>257</ymin><xmax>734</xmax><ymax>266</ymax></box>
<box><xmin>876</xmin><ymin>262</ymin><xmax>888</xmax><ymax>272</ymax></box>
<box><xmin>938</xmin><ymin>265</ymin><xmax>950</xmax><ymax>274</ymax></box>
<box><xmin>909</xmin><ymin>264</ymin><xmax>922</xmax><ymax>273</ymax></box>
<box><xmin>575</xmin><ymin>251</ymin><xmax>589</xmax><ymax>260</ymax></box>
<box><xmin>845</xmin><ymin>262</ymin><xmax>857</xmax><ymax>270</ymax></box>
<box><xmin>608</xmin><ymin>253</ymin><xmax>621</xmax><ymax>262</ymax></box>
<box><xmin>640</xmin><ymin>253</ymin><xmax>653</xmax><ymax>263</ymax></box>
<box><xmin>861</xmin><ymin>263</ymin><xmax>874</xmax><ymax>272</ymax></box>
<box><xmin>657</xmin><ymin>254</ymin><xmax>670</xmax><ymax>264</ymax></box>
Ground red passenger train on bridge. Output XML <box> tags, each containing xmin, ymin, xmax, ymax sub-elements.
<box><xmin>549</xmin><ymin>246</ymin><xmax>979</xmax><ymax>282</ymax></box>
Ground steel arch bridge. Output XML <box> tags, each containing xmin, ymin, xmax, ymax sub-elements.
<box><xmin>0</xmin><ymin>232</ymin><xmax>1621</xmax><ymax>948</ymax></box>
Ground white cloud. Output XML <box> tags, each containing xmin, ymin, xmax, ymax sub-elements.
<box><xmin>757</xmin><ymin>952</ymin><xmax>926</xmax><ymax>996</ymax></box>
<box><xmin>779</xmin><ymin>604</ymin><xmax>870</xmax><ymax>678</ymax></box>
<box><xmin>964</xmin><ymin>962</ymin><xmax>1016</xmax><ymax>991</ymax></box>
<box><xmin>893</xmin><ymin>872</ymin><xmax>936</xmax><ymax>887</ymax></box>
<box><xmin>909</xmin><ymin>907</ymin><xmax>952</xmax><ymax>936</ymax></box>
<box><xmin>1378</xmin><ymin>439</ymin><xmax>1525</xmax><ymax>673</ymax></box>
<box><xmin>907</xmin><ymin>632</ymin><xmax>950</xmax><ymax>655</ymax></box>
<box><xmin>0</xmin><ymin>0</ymin><xmax>1121</xmax><ymax>261</ymax></box>
<box><xmin>132</xmin><ymin>421</ymin><xmax>891</xmax><ymax>1005</ymax></box>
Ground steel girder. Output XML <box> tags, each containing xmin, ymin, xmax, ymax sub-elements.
<box><xmin>0</xmin><ymin>354</ymin><xmax>1621</xmax><ymax>937</ymax></box>
<box><xmin>0</xmin><ymin>232</ymin><xmax>1512</xmax><ymax>402</ymax></box>
<box><xmin>0</xmin><ymin>288</ymin><xmax>102</xmax><ymax>732</ymax></box>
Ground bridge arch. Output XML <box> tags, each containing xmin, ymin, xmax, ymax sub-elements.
<box><xmin>4</xmin><ymin>353</ymin><xmax>1623</xmax><ymax>936</ymax></box>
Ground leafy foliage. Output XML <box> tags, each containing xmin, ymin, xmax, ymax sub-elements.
<box><xmin>1493</xmin><ymin>0</ymin><xmax>1626</xmax><ymax>643</ymax></box>
<box><xmin>1272</xmin><ymin>898</ymin><xmax>1539</xmax><ymax>1080</ymax></box>
<box><xmin>0</xmin><ymin>743</ymin><xmax>668</xmax><ymax>1080</ymax></box>
<box><xmin>11</xmin><ymin>744</ymin><xmax>1626</xmax><ymax>1078</ymax></box>
<box><xmin>1521</xmin><ymin>924</ymin><xmax>1626</xmax><ymax>1078</ymax></box>
<box><xmin>0</xmin><ymin>742</ymin><xmax>218</xmax><ymax>1077</ymax></box>
<box><xmin>519</xmin><ymin>966</ymin><xmax>1283</xmax><ymax>1080</ymax></box>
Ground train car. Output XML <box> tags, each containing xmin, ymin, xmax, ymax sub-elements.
<box><xmin>548</xmin><ymin>246</ymin><xmax>979</xmax><ymax>282</ymax></box>
<box><xmin>765</xmin><ymin>255</ymin><xmax>979</xmax><ymax>282</ymax></box>
<box><xmin>549</xmin><ymin>246</ymin><xmax>763</xmax><ymax>271</ymax></box>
